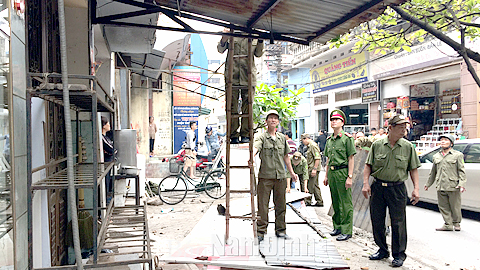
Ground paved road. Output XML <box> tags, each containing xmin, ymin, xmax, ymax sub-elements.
<box><xmin>313</xmin><ymin>170</ymin><xmax>480</xmax><ymax>269</ymax></box>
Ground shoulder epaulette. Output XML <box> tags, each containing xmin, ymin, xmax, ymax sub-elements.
<box><xmin>344</xmin><ymin>132</ymin><xmax>353</xmax><ymax>137</ymax></box>
<box><xmin>327</xmin><ymin>135</ymin><xmax>332</xmax><ymax>139</ymax></box>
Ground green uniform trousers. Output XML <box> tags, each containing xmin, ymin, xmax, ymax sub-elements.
<box><xmin>300</xmin><ymin>173</ymin><xmax>323</xmax><ymax>205</ymax></box>
<box><xmin>231</xmin><ymin>87</ymin><xmax>249</xmax><ymax>138</ymax></box>
<box><xmin>437</xmin><ymin>190</ymin><xmax>462</xmax><ymax>227</ymax></box>
<box><xmin>257</xmin><ymin>178</ymin><xmax>287</xmax><ymax>236</ymax></box>
<box><xmin>327</xmin><ymin>168</ymin><xmax>353</xmax><ymax>235</ymax></box>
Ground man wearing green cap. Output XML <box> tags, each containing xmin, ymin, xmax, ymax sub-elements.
<box><xmin>301</xmin><ymin>133</ymin><xmax>324</xmax><ymax>206</ymax></box>
<box><xmin>287</xmin><ymin>152</ymin><xmax>309</xmax><ymax>194</ymax></box>
<box><xmin>324</xmin><ymin>109</ymin><xmax>356</xmax><ymax>241</ymax></box>
<box><xmin>425</xmin><ymin>134</ymin><xmax>466</xmax><ymax>232</ymax></box>
<box><xmin>250</xmin><ymin>109</ymin><xmax>298</xmax><ymax>242</ymax></box>
<box><xmin>362</xmin><ymin>114</ymin><xmax>421</xmax><ymax>267</ymax></box>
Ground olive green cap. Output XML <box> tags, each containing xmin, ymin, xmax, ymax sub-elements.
<box><xmin>388</xmin><ymin>114</ymin><xmax>409</xmax><ymax>125</ymax></box>
<box><xmin>439</xmin><ymin>134</ymin><xmax>455</xmax><ymax>146</ymax></box>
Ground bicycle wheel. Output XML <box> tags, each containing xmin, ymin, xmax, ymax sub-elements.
<box><xmin>158</xmin><ymin>175</ymin><xmax>187</xmax><ymax>205</ymax></box>
<box><xmin>203</xmin><ymin>169</ymin><xmax>226</xmax><ymax>199</ymax></box>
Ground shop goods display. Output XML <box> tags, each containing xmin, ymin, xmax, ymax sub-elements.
<box><xmin>415</xmin><ymin>118</ymin><xmax>461</xmax><ymax>154</ymax></box>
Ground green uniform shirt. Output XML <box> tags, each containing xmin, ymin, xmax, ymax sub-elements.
<box><xmin>426</xmin><ymin>149</ymin><xmax>466</xmax><ymax>191</ymax></box>
<box><xmin>290</xmin><ymin>156</ymin><xmax>308</xmax><ymax>181</ymax></box>
<box><xmin>217</xmin><ymin>38</ymin><xmax>264</xmax><ymax>86</ymax></box>
<box><xmin>305</xmin><ymin>141</ymin><xmax>321</xmax><ymax>173</ymax></box>
<box><xmin>324</xmin><ymin>130</ymin><xmax>356</xmax><ymax>167</ymax></box>
<box><xmin>254</xmin><ymin>132</ymin><xmax>290</xmax><ymax>179</ymax></box>
<box><xmin>366</xmin><ymin>136</ymin><xmax>421</xmax><ymax>182</ymax></box>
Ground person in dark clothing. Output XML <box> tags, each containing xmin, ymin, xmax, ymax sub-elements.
<box><xmin>315</xmin><ymin>130</ymin><xmax>327</xmax><ymax>152</ymax></box>
<box><xmin>315</xmin><ymin>130</ymin><xmax>327</xmax><ymax>169</ymax></box>
<box><xmin>101</xmin><ymin>116</ymin><xmax>116</xmax><ymax>196</ymax></box>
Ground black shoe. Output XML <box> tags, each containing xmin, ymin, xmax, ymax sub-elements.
<box><xmin>392</xmin><ymin>258</ymin><xmax>404</xmax><ymax>267</ymax></box>
<box><xmin>329</xmin><ymin>229</ymin><xmax>341</xmax><ymax>236</ymax></box>
<box><xmin>240</xmin><ymin>137</ymin><xmax>250</xmax><ymax>143</ymax></box>
<box><xmin>314</xmin><ymin>202</ymin><xmax>324</xmax><ymax>207</ymax></box>
<box><xmin>336</xmin><ymin>234</ymin><xmax>352</xmax><ymax>241</ymax></box>
<box><xmin>257</xmin><ymin>235</ymin><xmax>264</xmax><ymax>242</ymax></box>
<box><xmin>230</xmin><ymin>137</ymin><xmax>239</xmax><ymax>144</ymax></box>
<box><xmin>275</xmin><ymin>232</ymin><xmax>291</xmax><ymax>239</ymax></box>
<box><xmin>369</xmin><ymin>250</ymin><xmax>389</xmax><ymax>260</ymax></box>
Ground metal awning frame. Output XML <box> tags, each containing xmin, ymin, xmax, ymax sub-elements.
<box><xmin>93</xmin><ymin>0</ymin><xmax>308</xmax><ymax>44</ymax></box>
<box><xmin>91</xmin><ymin>0</ymin><xmax>396</xmax><ymax>45</ymax></box>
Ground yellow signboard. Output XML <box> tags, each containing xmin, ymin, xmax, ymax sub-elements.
<box><xmin>310</xmin><ymin>52</ymin><xmax>368</xmax><ymax>94</ymax></box>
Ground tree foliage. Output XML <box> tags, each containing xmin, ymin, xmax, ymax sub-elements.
<box><xmin>253</xmin><ymin>83</ymin><xmax>305</xmax><ymax>130</ymax></box>
<box><xmin>333</xmin><ymin>0</ymin><xmax>479</xmax><ymax>53</ymax></box>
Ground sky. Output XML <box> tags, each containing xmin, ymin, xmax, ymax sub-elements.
<box><xmin>153</xmin><ymin>15</ymin><xmax>225</xmax><ymax>61</ymax></box>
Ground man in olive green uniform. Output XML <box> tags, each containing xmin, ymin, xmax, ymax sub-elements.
<box><xmin>218</xmin><ymin>31</ymin><xmax>264</xmax><ymax>144</ymax></box>
<box><xmin>323</xmin><ymin>110</ymin><xmax>356</xmax><ymax>241</ymax></box>
<box><xmin>425</xmin><ymin>134</ymin><xmax>466</xmax><ymax>231</ymax></box>
<box><xmin>250</xmin><ymin>110</ymin><xmax>298</xmax><ymax>242</ymax></box>
<box><xmin>287</xmin><ymin>152</ymin><xmax>309</xmax><ymax>193</ymax></box>
<box><xmin>301</xmin><ymin>134</ymin><xmax>324</xmax><ymax>206</ymax></box>
<box><xmin>362</xmin><ymin>115</ymin><xmax>421</xmax><ymax>268</ymax></box>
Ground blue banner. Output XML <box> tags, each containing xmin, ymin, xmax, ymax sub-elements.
<box><xmin>173</xmin><ymin>106</ymin><xmax>199</xmax><ymax>153</ymax></box>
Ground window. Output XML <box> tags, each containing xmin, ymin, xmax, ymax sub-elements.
<box><xmin>208</xmin><ymin>78</ymin><xmax>220</xmax><ymax>84</ymax></box>
<box><xmin>314</xmin><ymin>95</ymin><xmax>328</xmax><ymax>106</ymax></box>
<box><xmin>352</xmin><ymin>89</ymin><xmax>361</xmax><ymax>99</ymax></box>
<box><xmin>421</xmin><ymin>143</ymin><xmax>469</xmax><ymax>163</ymax></box>
<box><xmin>465</xmin><ymin>144</ymin><xmax>480</xmax><ymax>163</ymax></box>
<box><xmin>421</xmin><ymin>148</ymin><xmax>441</xmax><ymax>163</ymax></box>
<box><xmin>335</xmin><ymin>91</ymin><xmax>350</xmax><ymax>102</ymax></box>
<box><xmin>452</xmin><ymin>144</ymin><xmax>468</xmax><ymax>153</ymax></box>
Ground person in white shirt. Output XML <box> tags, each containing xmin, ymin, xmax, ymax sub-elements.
<box><xmin>184</xmin><ymin>121</ymin><xmax>197</xmax><ymax>178</ymax></box>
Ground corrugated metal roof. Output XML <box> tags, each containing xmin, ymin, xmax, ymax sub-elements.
<box><xmin>151</xmin><ymin>0</ymin><xmax>406</xmax><ymax>44</ymax></box>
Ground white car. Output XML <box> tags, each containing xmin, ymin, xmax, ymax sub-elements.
<box><xmin>406</xmin><ymin>139</ymin><xmax>480</xmax><ymax>212</ymax></box>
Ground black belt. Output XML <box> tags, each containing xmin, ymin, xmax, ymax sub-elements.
<box><xmin>375</xmin><ymin>178</ymin><xmax>404</xmax><ymax>187</ymax></box>
<box><xmin>329</xmin><ymin>164</ymin><xmax>348</xmax><ymax>171</ymax></box>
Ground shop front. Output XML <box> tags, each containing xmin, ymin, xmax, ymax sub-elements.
<box><xmin>310</xmin><ymin>51</ymin><xmax>369</xmax><ymax>134</ymax></box>
<box><xmin>379</xmin><ymin>66</ymin><xmax>462</xmax><ymax>153</ymax></box>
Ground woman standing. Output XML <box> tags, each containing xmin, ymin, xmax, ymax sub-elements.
<box><xmin>101</xmin><ymin>116</ymin><xmax>116</xmax><ymax>197</ymax></box>
<box><xmin>149</xmin><ymin>116</ymin><xmax>157</xmax><ymax>157</ymax></box>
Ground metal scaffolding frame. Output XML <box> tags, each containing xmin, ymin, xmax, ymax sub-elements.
<box><xmin>25</xmin><ymin>73</ymin><xmax>151</xmax><ymax>269</ymax></box>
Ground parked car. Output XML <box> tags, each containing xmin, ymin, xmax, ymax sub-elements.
<box><xmin>406</xmin><ymin>139</ymin><xmax>480</xmax><ymax>212</ymax></box>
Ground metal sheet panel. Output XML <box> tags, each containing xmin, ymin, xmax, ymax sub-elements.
<box><xmin>97</xmin><ymin>0</ymin><xmax>158</xmax><ymax>52</ymax></box>
<box><xmin>114</xmin><ymin>130</ymin><xmax>137</xmax><ymax>167</ymax></box>
<box><xmin>153</xmin><ymin>0</ymin><xmax>406</xmax><ymax>44</ymax></box>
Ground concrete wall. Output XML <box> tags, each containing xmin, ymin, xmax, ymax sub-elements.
<box><xmin>461</xmin><ymin>61</ymin><xmax>480</xmax><ymax>139</ymax></box>
<box><xmin>65</xmin><ymin>7</ymin><xmax>89</xmax><ymax>76</ymax></box>
<box><xmin>10</xmin><ymin>4</ymin><xmax>28</xmax><ymax>269</ymax></box>
<box><xmin>369</xmin><ymin>102</ymin><xmax>380</xmax><ymax>131</ymax></box>
<box><xmin>130</xmin><ymin>74</ymin><xmax>149</xmax><ymax>156</ymax></box>
<box><xmin>152</xmin><ymin>91</ymin><xmax>172</xmax><ymax>155</ymax></box>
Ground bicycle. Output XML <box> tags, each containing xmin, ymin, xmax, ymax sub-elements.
<box><xmin>157</xmin><ymin>160</ymin><xmax>227</xmax><ymax>205</ymax></box>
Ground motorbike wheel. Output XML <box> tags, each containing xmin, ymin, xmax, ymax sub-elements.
<box><xmin>203</xmin><ymin>169</ymin><xmax>226</xmax><ymax>199</ymax></box>
<box><xmin>158</xmin><ymin>175</ymin><xmax>187</xmax><ymax>205</ymax></box>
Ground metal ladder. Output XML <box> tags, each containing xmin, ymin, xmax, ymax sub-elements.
<box><xmin>224</xmin><ymin>35</ymin><xmax>257</xmax><ymax>242</ymax></box>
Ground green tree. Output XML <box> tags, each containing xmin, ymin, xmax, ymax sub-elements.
<box><xmin>253</xmin><ymin>83</ymin><xmax>305</xmax><ymax>130</ymax></box>
<box><xmin>332</xmin><ymin>0</ymin><xmax>480</xmax><ymax>87</ymax></box>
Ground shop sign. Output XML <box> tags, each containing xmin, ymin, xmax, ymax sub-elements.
<box><xmin>361</xmin><ymin>80</ymin><xmax>379</xmax><ymax>103</ymax></box>
<box><xmin>369</xmin><ymin>30</ymin><xmax>478</xmax><ymax>79</ymax></box>
<box><xmin>173</xmin><ymin>106</ymin><xmax>199</xmax><ymax>153</ymax></box>
<box><xmin>411</xmin><ymin>83</ymin><xmax>435</xmax><ymax>97</ymax></box>
<box><xmin>173</xmin><ymin>66</ymin><xmax>201</xmax><ymax>107</ymax></box>
<box><xmin>310</xmin><ymin>52</ymin><xmax>368</xmax><ymax>94</ymax></box>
